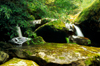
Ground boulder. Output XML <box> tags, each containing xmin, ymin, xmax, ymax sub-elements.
<box><xmin>21</xmin><ymin>18</ymin><xmax>57</xmax><ymax>37</ymax></box>
<box><xmin>69</xmin><ymin>35</ymin><xmax>91</xmax><ymax>45</ymax></box>
<box><xmin>34</xmin><ymin>20</ymin><xmax>71</xmax><ymax>43</ymax></box>
<box><xmin>1</xmin><ymin>58</ymin><xmax>39</xmax><ymax>66</ymax></box>
<box><xmin>0</xmin><ymin>51</ymin><xmax>9</xmax><ymax>64</ymax></box>
<box><xmin>8</xmin><ymin>36</ymin><xmax>45</xmax><ymax>47</ymax></box>
<box><xmin>9</xmin><ymin>37</ymin><xmax>31</xmax><ymax>47</ymax></box>
<box><xmin>24</xmin><ymin>36</ymin><xmax>46</xmax><ymax>45</ymax></box>
<box><xmin>0</xmin><ymin>42</ymin><xmax>13</xmax><ymax>50</ymax></box>
<box><xmin>7</xmin><ymin>43</ymin><xmax>100</xmax><ymax>65</ymax></box>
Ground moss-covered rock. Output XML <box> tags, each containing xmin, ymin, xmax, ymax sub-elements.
<box><xmin>25</xmin><ymin>36</ymin><xmax>46</xmax><ymax>45</ymax></box>
<box><xmin>1</xmin><ymin>58</ymin><xmax>39</xmax><ymax>66</ymax></box>
<box><xmin>74</xmin><ymin>0</ymin><xmax>100</xmax><ymax>46</ymax></box>
<box><xmin>22</xmin><ymin>18</ymin><xmax>57</xmax><ymax>37</ymax></box>
<box><xmin>0</xmin><ymin>42</ymin><xmax>14</xmax><ymax>59</ymax></box>
<box><xmin>7</xmin><ymin>43</ymin><xmax>100</xmax><ymax>65</ymax></box>
<box><xmin>34</xmin><ymin>20</ymin><xmax>70</xmax><ymax>43</ymax></box>
<box><xmin>0</xmin><ymin>51</ymin><xmax>9</xmax><ymax>64</ymax></box>
<box><xmin>69</xmin><ymin>35</ymin><xmax>91</xmax><ymax>45</ymax></box>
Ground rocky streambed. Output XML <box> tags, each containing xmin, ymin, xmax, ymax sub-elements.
<box><xmin>1</xmin><ymin>42</ymin><xmax>100</xmax><ymax>66</ymax></box>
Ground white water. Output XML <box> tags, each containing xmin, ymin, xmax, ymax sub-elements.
<box><xmin>9</xmin><ymin>25</ymin><xmax>31</xmax><ymax>47</ymax></box>
<box><xmin>73</xmin><ymin>25</ymin><xmax>84</xmax><ymax>37</ymax></box>
<box><xmin>65</xmin><ymin>23</ymin><xmax>84</xmax><ymax>37</ymax></box>
<box><xmin>16</xmin><ymin>25</ymin><xmax>23</xmax><ymax>37</ymax></box>
<box><xmin>65</xmin><ymin>23</ymin><xmax>73</xmax><ymax>31</ymax></box>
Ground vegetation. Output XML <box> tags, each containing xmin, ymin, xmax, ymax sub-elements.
<box><xmin>0</xmin><ymin>0</ymin><xmax>94</xmax><ymax>41</ymax></box>
<box><xmin>75</xmin><ymin>0</ymin><xmax>100</xmax><ymax>23</ymax></box>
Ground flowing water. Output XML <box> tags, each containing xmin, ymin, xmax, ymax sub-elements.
<box><xmin>65</xmin><ymin>23</ymin><xmax>84</xmax><ymax>37</ymax></box>
<box><xmin>10</xmin><ymin>25</ymin><xmax>31</xmax><ymax>47</ymax></box>
<box><xmin>73</xmin><ymin>25</ymin><xmax>84</xmax><ymax>37</ymax></box>
<box><xmin>16</xmin><ymin>25</ymin><xmax>23</xmax><ymax>37</ymax></box>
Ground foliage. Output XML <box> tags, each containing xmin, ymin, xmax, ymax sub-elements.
<box><xmin>0</xmin><ymin>0</ymin><xmax>35</xmax><ymax>41</ymax></box>
<box><xmin>75</xmin><ymin>0</ymin><xmax>100</xmax><ymax>23</ymax></box>
<box><xmin>65</xmin><ymin>37</ymin><xmax>70</xmax><ymax>43</ymax></box>
<box><xmin>0</xmin><ymin>0</ymin><xmax>94</xmax><ymax>41</ymax></box>
<box><xmin>25</xmin><ymin>29</ymin><xmax>37</xmax><ymax>38</ymax></box>
<box><xmin>85</xmin><ymin>58</ymin><xmax>92</xmax><ymax>65</ymax></box>
<box><xmin>85</xmin><ymin>56</ymin><xmax>100</xmax><ymax>66</ymax></box>
<box><xmin>26</xmin><ymin>36</ymin><xmax>45</xmax><ymax>45</ymax></box>
<box><xmin>72</xmin><ymin>0</ymin><xmax>94</xmax><ymax>10</ymax></box>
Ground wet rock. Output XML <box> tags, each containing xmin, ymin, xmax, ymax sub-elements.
<box><xmin>89</xmin><ymin>56</ymin><xmax>100</xmax><ymax>66</ymax></box>
<box><xmin>1</xmin><ymin>58</ymin><xmax>39</xmax><ymax>66</ymax></box>
<box><xmin>8</xmin><ymin>36</ymin><xmax>45</xmax><ymax>47</ymax></box>
<box><xmin>74</xmin><ymin>0</ymin><xmax>100</xmax><ymax>46</ymax></box>
<box><xmin>34</xmin><ymin>20</ymin><xmax>70</xmax><ymax>43</ymax></box>
<box><xmin>0</xmin><ymin>51</ymin><xmax>9</xmax><ymax>64</ymax></box>
<box><xmin>0</xmin><ymin>42</ymin><xmax>13</xmax><ymax>50</ymax></box>
<box><xmin>9</xmin><ymin>37</ymin><xmax>31</xmax><ymax>47</ymax></box>
<box><xmin>0</xmin><ymin>42</ymin><xmax>14</xmax><ymax>55</ymax></box>
<box><xmin>69</xmin><ymin>35</ymin><xmax>91</xmax><ymax>45</ymax></box>
<box><xmin>7</xmin><ymin>43</ymin><xmax>100</xmax><ymax>65</ymax></box>
<box><xmin>23</xmin><ymin>36</ymin><xmax>46</xmax><ymax>46</ymax></box>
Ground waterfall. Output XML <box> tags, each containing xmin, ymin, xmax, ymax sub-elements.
<box><xmin>65</xmin><ymin>23</ymin><xmax>84</xmax><ymax>37</ymax></box>
<box><xmin>9</xmin><ymin>25</ymin><xmax>31</xmax><ymax>47</ymax></box>
<box><xmin>65</xmin><ymin>23</ymin><xmax>73</xmax><ymax>31</ymax></box>
<box><xmin>16</xmin><ymin>25</ymin><xmax>23</xmax><ymax>37</ymax></box>
<box><xmin>73</xmin><ymin>25</ymin><xmax>84</xmax><ymax>37</ymax></box>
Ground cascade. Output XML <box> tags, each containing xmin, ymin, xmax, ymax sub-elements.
<box><xmin>65</xmin><ymin>23</ymin><xmax>84</xmax><ymax>37</ymax></box>
<box><xmin>9</xmin><ymin>25</ymin><xmax>31</xmax><ymax>47</ymax></box>
<box><xmin>65</xmin><ymin>23</ymin><xmax>73</xmax><ymax>31</ymax></box>
<box><xmin>16</xmin><ymin>25</ymin><xmax>23</xmax><ymax>37</ymax></box>
<box><xmin>73</xmin><ymin>25</ymin><xmax>84</xmax><ymax>37</ymax></box>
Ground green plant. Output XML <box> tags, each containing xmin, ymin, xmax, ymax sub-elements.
<box><xmin>0</xmin><ymin>0</ymin><xmax>35</xmax><ymax>41</ymax></box>
<box><xmin>0</xmin><ymin>0</ymin><xmax>94</xmax><ymax>41</ymax></box>
<box><xmin>85</xmin><ymin>58</ymin><xmax>92</xmax><ymax>65</ymax></box>
<box><xmin>65</xmin><ymin>37</ymin><xmax>70</xmax><ymax>43</ymax></box>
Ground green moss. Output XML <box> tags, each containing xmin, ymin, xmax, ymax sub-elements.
<box><xmin>88</xmin><ymin>40</ymin><xmax>91</xmax><ymax>44</ymax></box>
<box><xmin>1</xmin><ymin>58</ymin><xmax>39</xmax><ymax>66</ymax></box>
<box><xmin>75</xmin><ymin>0</ymin><xmax>100</xmax><ymax>23</ymax></box>
<box><xmin>34</xmin><ymin>19</ymin><xmax>66</xmax><ymax>32</ymax></box>
<box><xmin>26</xmin><ymin>51</ymin><xmax>33</xmax><ymax>55</ymax></box>
<box><xmin>57</xmin><ymin>44</ymin><xmax>64</xmax><ymax>47</ymax></box>
<box><xmin>74</xmin><ymin>51</ymin><xmax>79</xmax><ymax>53</ymax></box>
<box><xmin>59</xmin><ymin>57</ymin><xmax>66</xmax><ymax>60</ymax></box>
<box><xmin>47</xmin><ymin>20</ymin><xmax>66</xmax><ymax>30</ymax></box>
<box><xmin>85</xmin><ymin>58</ymin><xmax>92</xmax><ymax>65</ymax></box>
<box><xmin>26</xmin><ymin>36</ymin><xmax>45</xmax><ymax>45</ymax></box>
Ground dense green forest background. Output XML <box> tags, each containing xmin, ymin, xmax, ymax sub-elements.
<box><xmin>0</xmin><ymin>0</ymin><xmax>94</xmax><ymax>41</ymax></box>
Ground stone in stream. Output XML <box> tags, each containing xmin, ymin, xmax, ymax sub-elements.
<box><xmin>9</xmin><ymin>37</ymin><xmax>31</xmax><ymax>47</ymax></box>
<box><xmin>69</xmin><ymin>35</ymin><xmax>91</xmax><ymax>45</ymax></box>
<box><xmin>6</xmin><ymin>43</ymin><xmax>100</xmax><ymax>66</ymax></box>
<box><xmin>0</xmin><ymin>58</ymin><xmax>39</xmax><ymax>66</ymax></box>
<box><xmin>0</xmin><ymin>51</ymin><xmax>9</xmax><ymax>64</ymax></box>
<box><xmin>0</xmin><ymin>42</ymin><xmax>14</xmax><ymax>64</ymax></box>
<box><xmin>9</xmin><ymin>36</ymin><xmax>45</xmax><ymax>47</ymax></box>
